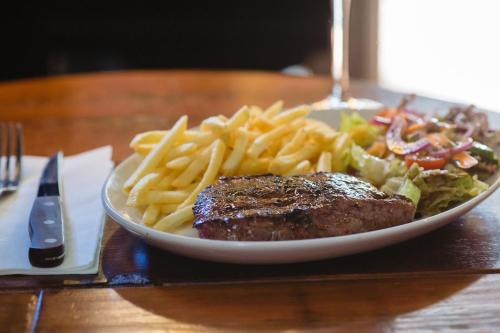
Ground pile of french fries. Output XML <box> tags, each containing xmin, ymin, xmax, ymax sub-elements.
<box><xmin>123</xmin><ymin>101</ymin><xmax>350</xmax><ymax>232</ymax></box>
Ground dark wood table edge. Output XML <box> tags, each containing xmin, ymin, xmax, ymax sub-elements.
<box><xmin>3</xmin><ymin>268</ymin><xmax>500</xmax><ymax>293</ymax></box>
<box><xmin>7</xmin><ymin>271</ymin><xmax>499</xmax><ymax>332</ymax></box>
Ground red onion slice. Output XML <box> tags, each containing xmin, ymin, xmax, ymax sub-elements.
<box><xmin>371</xmin><ymin>116</ymin><xmax>392</xmax><ymax>125</ymax></box>
<box><xmin>401</xmin><ymin>108</ymin><xmax>425</xmax><ymax>118</ymax></box>
<box><xmin>451</xmin><ymin>137</ymin><xmax>474</xmax><ymax>154</ymax></box>
<box><xmin>430</xmin><ymin>149</ymin><xmax>451</xmax><ymax>158</ymax></box>
<box><xmin>463</xmin><ymin>124</ymin><xmax>475</xmax><ymax>138</ymax></box>
<box><xmin>373</xmin><ymin>109</ymin><xmax>424</xmax><ymax>126</ymax></box>
<box><xmin>401</xmin><ymin>108</ymin><xmax>425</xmax><ymax>124</ymax></box>
<box><xmin>386</xmin><ymin>116</ymin><xmax>431</xmax><ymax>155</ymax></box>
<box><xmin>429</xmin><ymin>137</ymin><xmax>474</xmax><ymax>158</ymax></box>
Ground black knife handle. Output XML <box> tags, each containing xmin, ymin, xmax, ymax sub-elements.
<box><xmin>28</xmin><ymin>196</ymin><xmax>65</xmax><ymax>267</ymax></box>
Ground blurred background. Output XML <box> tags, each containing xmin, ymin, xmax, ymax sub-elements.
<box><xmin>2</xmin><ymin>0</ymin><xmax>499</xmax><ymax>110</ymax></box>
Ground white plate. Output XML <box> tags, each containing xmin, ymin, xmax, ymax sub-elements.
<box><xmin>102</xmin><ymin>109</ymin><xmax>500</xmax><ymax>264</ymax></box>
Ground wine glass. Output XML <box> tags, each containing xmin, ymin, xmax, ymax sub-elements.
<box><xmin>312</xmin><ymin>0</ymin><xmax>382</xmax><ymax>111</ymax></box>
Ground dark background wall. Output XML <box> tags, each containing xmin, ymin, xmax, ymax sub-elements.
<box><xmin>1</xmin><ymin>1</ymin><xmax>331</xmax><ymax>81</ymax></box>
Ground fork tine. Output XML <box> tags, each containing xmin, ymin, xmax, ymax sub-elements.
<box><xmin>5</xmin><ymin>123</ymin><xmax>12</xmax><ymax>188</ymax></box>
<box><xmin>0</xmin><ymin>123</ymin><xmax>5</xmax><ymax>191</ymax></box>
<box><xmin>13</xmin><ymin>123</ymin><xmax>23</xmax><ymax>186</ymax></box>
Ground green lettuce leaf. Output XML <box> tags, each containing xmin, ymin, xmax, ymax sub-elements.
<box><xmin>350</xmin><ymin>144</ymin><xmax>407</xmax><ymax>186</ymax></box>
<box><xmin>397</xmin><ymin>178</ymin><xmax>421</xmax><ymax>207</ymax></box>
<box><xmin>331</xmin><ymin>133</ymin><xmax>352</xmax><ymax>172</ymax></box>
<box><xmin>340</xmin><ymin>111</ymin><xmax>380</xmax><ymax>147</ymax></box>
<box><xmin>380</xmin><ymin>177</ymin><xmax>404</xmax><ymax>195</ymax></box>
<box><xmin>412</xmin><ymin>165</ymin><xmax>488</xmax><ymax>216</ymax></box>
<box><xmin>380</xmin><ymin>165</ymin><xmax>421</xmax><ymax>207</ymax></box>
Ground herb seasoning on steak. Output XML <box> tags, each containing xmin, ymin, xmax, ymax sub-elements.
<box><xmin>193</xmin><ymin>173</ymin><xmax>416</xmax><ymax>241</ymax></box>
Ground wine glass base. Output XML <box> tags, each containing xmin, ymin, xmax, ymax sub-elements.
<box><xmin>312</xmin><ymin>95</ymin><xmax>383</xmax><ymax>112</ymax></box>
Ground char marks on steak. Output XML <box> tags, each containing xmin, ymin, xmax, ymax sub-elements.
<box><xmin>193</xmin><ymin>173</ymin><xmax>416</xmax><ymax>241</ymax></box>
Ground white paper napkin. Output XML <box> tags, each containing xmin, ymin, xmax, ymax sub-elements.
<box><xmin>0</xmin><ymin>146</ymin><xmax>113</xmax><ymax>275</ymax></box>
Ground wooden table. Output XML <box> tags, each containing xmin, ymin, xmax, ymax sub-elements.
<box><xmin>0</xmin><ymin>70</ymin><xmax>499</xmax><ymax>332</ymax></box>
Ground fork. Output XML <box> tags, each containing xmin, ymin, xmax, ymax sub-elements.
<box><xmin>0</xmin><ymin>122</ymin><xmax>23</xmax><ymax>196</ymax></box>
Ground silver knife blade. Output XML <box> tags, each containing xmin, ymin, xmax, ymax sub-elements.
<box><xmin>28</xmin><ymin>152</ymin><xmax>65</xmax><ymax>268</ymax></box>
<box><xmin>37</xmin><ymin>153</ymin><xmax>61</xmax><ymax>197</ymax></box>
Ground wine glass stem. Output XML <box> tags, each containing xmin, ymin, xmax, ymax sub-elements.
<box><xmin>331</xmin><ymin>0</ymin><xmax>351</xmax><ymax>101</ymax></box>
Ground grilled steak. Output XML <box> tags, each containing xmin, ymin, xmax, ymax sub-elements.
<box><xmin>193</xmin><ymin>173</ymin><xmax>416</xmax><ymax>241</ymax></box>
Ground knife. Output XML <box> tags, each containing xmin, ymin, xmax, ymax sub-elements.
<box><xmin>28</xmin><ymin>152</ymin><xmax>65</xmax><ymax>268</ymax></box>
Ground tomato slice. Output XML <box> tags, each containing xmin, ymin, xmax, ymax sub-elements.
<box><xmin>405</xmin><ymin>154</ymin><xmax>447</xmax><ymax>169</ymax></box>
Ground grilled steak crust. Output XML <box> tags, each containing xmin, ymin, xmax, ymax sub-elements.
<box><xmin>193</xmin><ymin>173</ymin><xmax>416</xmax><ymax>241</ymax></box>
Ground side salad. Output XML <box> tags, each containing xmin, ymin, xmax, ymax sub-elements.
<box><xmin>332</xmin><ymin>96</ymin><xmax>499</xmax><ymax>217</ymax></box>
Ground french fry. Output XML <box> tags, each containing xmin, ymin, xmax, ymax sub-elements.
<box><xmin>179</xmin><ymin>139</ymin><xmax>226</xmax><ymax>208</ymax></box>
<box><xmin>276</xmin><ymin>129</ymin><xmax>306</xmax><ymax>157</ymax></box>
<box><xmin>142</xmin><ymin>204</ymin><xmax>160</xmax><ymax>226</ymax></box>
<box><xmin>166</xmin><ymin>156</ymin><xmax>192</xmax><ymax>170</ymax></box>
<box><xmin>271</xmin><ymin>105</ymin><xmax>311</xmax><ymax>125</ymax></box>
<box><xmin>141</xmin><ymin>190</ymin><xmax>190</xmax><ymax>205</ymax></box>
<box><xmin>172</xmin><ymin>145</ymin><xmax>212</xmax><ymax>188</ymax></box>
<box><xmin>124</xmin><ymin>116</ymin><xmax>188</xmax><ymax>192</ymax></box>
<box><xmin>248</xmin><ymin>105</ymin><xmax>263</xmax><ymax>118</ymax></box>
<box><xmin>155</xmin><ymin>170</ymin><xmax>181</xmax><ymax>190</ymax></box>
<box><xmin>137</xmin><ymin>141</ymin><xmax>202</xmax><ymax>158</ymax></box>
<box><xmin>250</xmin><ymin>116</ymin><xmax>274</xmax><ymax>132</ymax></box>
<box><xmin>186</xmin><ymin>131</ymin><xmax>217</xmax><ymax>147</ymax></box>
<box><xmin>244</xmin><ymin>129</ymin><xmax>261</xmax><ymax>141</ymax></box>
<box><xmin>261</xmin><ymin>139</ymin><xmax>283</xmax><ymax>158</ymax></box>
<box><xmin>236</xmin><ymin>157</ymin><xmax>271</xmax><ymax>175</ymax></box>
<box><xmin>160</xmin><ymin>204</ymin><xmax>179</xmax><ymax>215</ymax></box>
<box><xmin>317</xmin><ymin>152</ymin><xmax>332</xmax><ymax>172</ymax></box>
<box><xmin>167</xmin><ymin>143</ymin><xmax>197</xmax><ymax>159</ymax></box>
<box><xmin>247</xmin><ymin>124</ymin><xmax>291</xmax><ymax>158</ymax></box>
<box><xmin>131</xmin><ymin>130</ymin><xmax>204</xmax><ymax>149</ymax></box>
<box><xmin>134</xmin><ymin>141</ymin><xmax>197</xmax><ymax>160</ymax></box>
<box><xmin>135</xmin><ymin>143</ymin><xmax>156</xmax><ymax>156</ymax></box>
<box><xmin>305</xmin><ymin>120</ymin><xmax>339</xmax><ymax>143</ymax></box>
<box><xmin>200</xmin><ymin>116</ymin><xmax>227</xmax><ymax>133</ymax></box>
<box><xmin>135</xmin><ymin>138</ymin><xmax>199</xmax><ymax>157</ymax></box>
<box><xmin>263</xmin><ymin>100</ymin><xmax>283</xmax><ymax>118</ymax></box>
<box><xmin>284</xmin><ymin>160</ymin><xmax>311</xmax><ymax>176</ymax></box>
<box><xmin>222</xmin><ymin>128</ymin><xmax>249</xmax><ymax>175</ymax></box>
<box><xmin>130</xmin><ymin>130</ymin><xmax>167</xmax><ymax>148</ymax></box>
<box><xmin>227</xmin><ymin>106</ymin><xmax>250</xmax><ymax>132</ymax></box>
<box><xmin>154</xmin><ymin>205</ymin><xmax>194</xmax><ymax>231</ymax></box>
<box><xmin>126</xmin><ymin>172</ymin><xmax>164</xmax><ymax>206</ymax></box>
<box><xmin>269</xmin><ymin>143</ymin><xmax>320</xmax><ymax>174</ymax></box>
